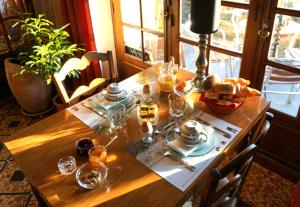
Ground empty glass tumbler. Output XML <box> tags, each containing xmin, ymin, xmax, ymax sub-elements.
<box><xmin>168</xmin><ymin>93</ymin><xmax>185</xmax><ymax>118</ymax></box>
<box><xmin>107</xmin><ymin>104</ymin><xmax>126</xmax><ymax>130</ymax></box>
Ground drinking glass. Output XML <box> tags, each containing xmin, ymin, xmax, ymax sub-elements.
<box><xmin>168</xmin><ymin>93</ymin><xmax>185</xmax><ymax>118</ymax></box>
<box><xmin>107</xmin><ymin>104</ymin><xmax>126</xmax><ymax>130</ymax></box>
<box><xmin>88</xmin><ymin>145</ymin><xmax>108</xmax><ymax>164</ymax></box>
<box><xmin>57</xmin><ymin>156</ymin><xmax>77</xmax><ymax>175</ymax></box>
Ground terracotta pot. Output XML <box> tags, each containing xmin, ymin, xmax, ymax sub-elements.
<box><xmin>52</xmin><ymin>94</ymin><xmax>68</xmax><ymax>112</ymax></box>
<box><xmin>4</xmin><ymin>58</ymin><xmax>52</xmax><ymax>115</ymax></box>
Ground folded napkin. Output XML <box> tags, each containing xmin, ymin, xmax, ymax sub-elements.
<box><xmin>167</xmin><ymin>126</ymin><xmax>214</xmax><ymax>157</ymax></box>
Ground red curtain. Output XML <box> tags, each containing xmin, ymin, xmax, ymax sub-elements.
<box><xmin>60</xmin><ymin>0</ymin><xmax>101</xmax><ymax>86</ymax></box>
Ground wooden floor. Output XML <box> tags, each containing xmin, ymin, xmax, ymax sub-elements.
<box><xmin>0</xmin><ymin>96</ymin><xmax>296</xmax><ymax>207</ymax></box>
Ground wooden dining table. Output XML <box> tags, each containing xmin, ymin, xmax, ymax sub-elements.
<box><xmin>4</xmin><ymin>65</ymin><xmax>270</xmax><ymax>207</ymax></box>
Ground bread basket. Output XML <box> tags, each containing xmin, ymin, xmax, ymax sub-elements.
<box><xmin>200</xmin><ymin>93</ymin><xmax>243</xmax><ymax>114</ymax></box>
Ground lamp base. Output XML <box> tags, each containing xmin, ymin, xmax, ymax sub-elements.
<box><xmin>192</xmin><ymin>77</ymin><xmax>206</xmax><ymax>92</ymax></box>
<box><xmin>192</xmin><ymin>34</ymin><xmax>208</xmax><ymax>92</ymax></box>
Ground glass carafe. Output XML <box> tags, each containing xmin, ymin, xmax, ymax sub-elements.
<box><xmin>158</xmin><ymin>57</ymin><xmax>178</xmax><ymax>92</ymax></box>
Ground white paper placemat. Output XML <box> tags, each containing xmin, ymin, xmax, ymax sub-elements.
<box><xmin>67</xmin><ymin>91</ymin><xmax>138</xmax><ymax>130</ymax></box>
<box><xmin>134</xmin><ymin>111</ymin><xmax>241</xmax><ymax>192</ymax></box>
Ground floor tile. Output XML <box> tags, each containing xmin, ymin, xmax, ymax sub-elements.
<box><xmin>0</xmin><ymin>194</ymin><xmax>30</xmax><ymax>207</ymax></box>
<box><xmin>0</xmin><ymin>161</ymin><xmax>31</xmax><ymax>193</ymax></box>
<box><xmin>7</xmin><ymin>103</ymin><xmax>22</xmax><ymax>115</ymax></box>
<box><xmin>0</xmin><ymin>144</ymin><xmax>12</xmax><ymax>161</ymax></box>
<box><xmin>241</xmin><ymin>162</ymin><xmax>296</xmax><ymax>207</ymax></box>
<box><xmin>0</xmin><ymin>161</ymin><xmax>6</xmax><ymax>172</ymax></box>
<box><xmin>0</xmin><ymin>114</ymin><xmax>32</xmax><ymax>136</ymax></box>
<box><xmin>27</xmin><ymin>194</ymin><xmax>39</xmax><ymax>207</ymax></box>
<box><xmin>10</xmin><ymin>170</ymin><xmax>25</xmax><ymax>182</ymax></box>
<box><xmin>0</xmin><ymin>102</ymin><xmax>14</xmax><ymax>116</ymax></box>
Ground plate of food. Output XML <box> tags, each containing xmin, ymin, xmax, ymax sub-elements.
<box><xmin>201</xmin><ymin>76</ymin><xmax>261</xmax><ymax>114</ymax></box>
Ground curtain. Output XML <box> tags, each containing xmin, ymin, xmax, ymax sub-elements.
<box><xmin>59</xmin><ymin>0</ymin><xmax>101</xmax><ymax>86</ymax></box>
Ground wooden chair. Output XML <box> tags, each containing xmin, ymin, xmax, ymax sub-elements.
<box><xmin>53</xmin><ymin>51</ymin><xmax>114</xmax><ymax>106</ymax></box>
<box><xmin>234</xmin><ymin>112</ymin><xmax>273</xmax><ymax>154</ymax></box>
<box><xmin>197</xmin><ymin>144</ymin><xmax>257</xmax><ymax>207</ymax></box>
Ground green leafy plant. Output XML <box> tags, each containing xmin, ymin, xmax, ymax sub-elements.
<box><xmin>14</xmin><ymin>14</ymin><xmax>84</xmax><ymax>84</ymax></box>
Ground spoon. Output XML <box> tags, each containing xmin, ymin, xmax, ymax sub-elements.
<box><xmin>104</xmin><ymin>135</ymin><xmax>118</xmax><ymax>149</ymax></box>
<box><xmin>154</xmin><ymin>121</ymin><xmax>176</xmax><ymax>135</ymax></box>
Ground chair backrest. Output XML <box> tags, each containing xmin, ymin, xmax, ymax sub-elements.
<box><xmin>53</xmin><ymin>51</ymin><xmax>114</xmax><ymax>106</ymax></box>
<box><xmin>250</xmin><ymin>112</ymin><xmax>273</xmax><ymax>145</ymax></box>
<box><xmin>201</xmin><ymin>144</ymin><xmax>257</xmax><ymax>207</ymax></box>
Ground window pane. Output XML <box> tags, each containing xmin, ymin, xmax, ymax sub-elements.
<box><xmin>262</xmin><ymin>66</ymin><xmax>300</xmax><ymax>117</ymax></box>
<box><xmin>268</xmin><ymin>15</ymin><xmax>300</xmax><ymax>69</ymax></box>
<box><xmin>212</xmin><ymin>7</ymin><xmax>248</xmax><ymax>53</ymax></box>
<box><xmin>209</xmin><ymin>51</ymin><xmax>241</xmax><ymax>80</ymax></box>
<box><xmin>278</xmin><ymin>0</ymin><xmax>300</xmax><ymax>10</ymax></box>
<box><xmin>223</xmin><ymin>0</ymin><xmax>249</xmax><ymax>3</ymax></box>
<box><xmin>142</xmin><ymin>0</ymin><xmax>164</xmax><ymax>32</ymax></box>
<box><xmin>123</xmin><ymin>26</ymin><xmax>142</xmax><ymax>59</ymax></box>
<box><xmin>180</xmin><ymin>0</ymin><xmax>199</xmax><ymax>41</ymax></box>
<box><xmin>179</xmin><ymin>42</ymin><xmax>198</xmax><ymax>72</ymax></box>
<box><xmin>144</xmin><ymin>32</ymin><xmax>164</xmax><ymax>63</ymax></box>
<box><xmin>121</xmin><ymin>0</ymin><xmax>141</xmax><ymax>26</ymax></box>
<box><xmin>0</xmin><ymin>0</ymin><xmax>23</xmax><ymax>18</ymax></box>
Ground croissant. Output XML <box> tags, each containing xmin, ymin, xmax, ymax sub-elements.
<box><xmin>223</xmin><ymin>78</ymin><xmax>250</xmax><ymax>86</ymax></box>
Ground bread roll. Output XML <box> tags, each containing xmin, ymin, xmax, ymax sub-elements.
<box><xmin>205</xmin><ymin>89</ymin><xmax>219</xmax><ymax>100</ymax></box>
<box><xmin>203</xmin><ymin>75</ymin><xmax>220</xmax><ymax>90</ymax></box>
<box><xmin>215</xmin><ymin>83</ymin><xmax>236</xmax><ymax>95</ymax></box>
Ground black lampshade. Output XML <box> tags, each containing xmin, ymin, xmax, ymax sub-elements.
<box><xmin>190</xmin><ymin>0</ymin><xmax>221</xmax><ymax>34</ymax></box>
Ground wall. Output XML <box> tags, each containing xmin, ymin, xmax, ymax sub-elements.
<box><xmin>88</xmin><ymin>0</ymin><xmax>118</xmax><ymax>79</ymax></box>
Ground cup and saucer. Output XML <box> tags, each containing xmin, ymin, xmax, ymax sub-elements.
<box><xmin>104</xmin><ymin>83</ymin><xmax>128</xmax><ymax>101</ymax></box>
<box><xmin>167</xmin><ymin>120</ymin><xmax>215</xmax><ymax>157</ymax></box>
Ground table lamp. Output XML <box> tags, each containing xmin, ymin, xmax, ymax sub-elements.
<box><xmin>190</xmin><ymin>0</ymin><xmax>221</xmax><ymax>92</ymax></box>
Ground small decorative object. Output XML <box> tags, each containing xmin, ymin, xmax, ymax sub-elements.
<box><xmin>158</xmin><ymin>57</ymin><xmax>178</xmax><ymax>93</ymax></box>
<box><xmin>57</xmin><ymin>156</ymin><xmax>77</xmax><ymax>175</ymax></box>
<box><xmin>76</xmin><ymin>138</ymin><xmax>94</xmax><ymax>156</ymax></box>
<box><xmin>180</xmin><ymin>120</ymin><xmax>208</xmax><ymax>145</ymax></box>
<box><xmin>76</xmin><ymin>162</ymin><xmax>108</xmax><ymax>189</ymax></box>
<box><xmin>201</xmin><ymin>76</ymin><xmax>261</xmax><ymax>113</ymax></box>
<box><xmin>190</xmin><ymin>0</ymin><xmax>221</xmax><ymax>92</ymax></box>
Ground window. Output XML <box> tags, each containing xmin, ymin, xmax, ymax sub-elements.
<box><xmin>120</xmin><ymin>0</ymin><xmax>164</xmax><ymax>64</ymax></box>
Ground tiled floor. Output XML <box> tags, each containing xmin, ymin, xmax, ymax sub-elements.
<box><xmin>0</xmin><ymin>96</ymin><xmax>296</xmax><ymax>207</ymax></box>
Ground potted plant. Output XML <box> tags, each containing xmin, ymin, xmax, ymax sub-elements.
<box><xmin>4</xmin><ymin>14</ymin><xmax>83</xmax><ymax>115</ymax></box>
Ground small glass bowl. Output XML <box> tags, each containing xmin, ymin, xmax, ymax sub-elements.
<box><xmin>76</xmin><ymin>138</ymin><xmax>94</xmax><ymax>156</ymax></box>
<box><xmin>57</xmin><ymin>156</ymin><xmax>77</xmax><ymax>175</ymax></box>
<box><xmin>76</xmin><ymin>162</ymin><xmax>108</xmax><ymax>189</ymax></box>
